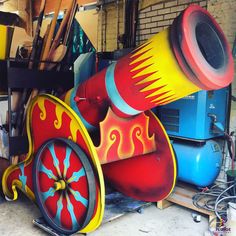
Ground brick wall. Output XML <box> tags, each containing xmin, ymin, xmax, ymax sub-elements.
<box><xmin>207</xmin><ymin>0</ymin><xmax>236</xmax><ymax>132</ymax></box>
<box><xmin>136</xmin><ymin>0</ymin><xmax>207</xmax><ymax>45</ymax></box>
<box><xmin>207</xmin><ymin>0</ymin><xmax>236</xmax><ymax>48</ymax></box>
<box><xmin>97</xmin><ymin>1</ymin><xmax>124</xmax><ymax>52</ymax></box>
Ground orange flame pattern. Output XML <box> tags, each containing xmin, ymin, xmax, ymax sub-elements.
<box><xmin>96</xmin><ymin>109</ymin><xmax>156</xmax><ymax>164</ymax></box>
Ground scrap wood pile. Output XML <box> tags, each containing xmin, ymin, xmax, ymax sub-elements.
<box><xmin>12</xmin><ymin>0</ymin><xmax>78</xmax><ymax>137</ymax></box>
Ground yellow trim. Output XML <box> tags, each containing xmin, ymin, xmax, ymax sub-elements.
<box><xmin>64</xmin><ymin>89</ymin><xmax>72</xmax><ymax>105</ymax></box>
<box><xmin>12</xmin><ymin>180</ymin><xmax>35</xmax><ymax>202</ymax></box>
<box><xmin>2</xmin><ymin>165</ymin><xmax>19</xmax><ymax>200</ymax></box>
<box><xmin>2</xmin><ymin>177</ymin><xmax>35</xmax><ymax>202</ymax></box>
<box><xmin>0</xmin><ymin>25</ymin><xmax>7</xmax><ymax>59</ymax></box>
<box><xmin>148</xmin><ymin>110</ymin><xmax>177</xmax><ymax>198</ymax></box>
<box><xmin>81</xmin><ymin>190</ymin><xmax>102</xmax><ymax>233</ymax></box>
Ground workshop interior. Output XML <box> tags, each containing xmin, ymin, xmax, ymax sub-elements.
<box><xmin>0</xmin><ymin>0</ymin><xmax>235</xmax><ymax>235</ymax></box>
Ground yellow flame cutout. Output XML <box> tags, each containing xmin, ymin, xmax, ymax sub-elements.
<box><xmin>38</xmin><ymin>98</ymin><xmax>46</xmax><ymax>120</ymax></box>
<box><xmin>142</xmin><ymin>115</ymin><xmax>155</xmax><ymax>153</ymax></box>
<box><xmin>69</xmin><ymin>119</ymin><xmax>78</xmax><ymax>142</ymax></box>
<box><xmin>54</xmin><ymin>105</ymin><xmax>64</xmax><ymax>129</ymax></box>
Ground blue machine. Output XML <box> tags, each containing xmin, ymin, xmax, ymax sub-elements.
<box><xmin>156</xmin><ymin>88</ymin><xmax>229</xmax><ymax>140</ymax></box>
<box><xmin>172</xmin><ymin>140</ymin><xmax>222</xmax><ymax>187</ymax></box>
<box><xmin>156</xmin><ymin>87</ymin><xmax>229</xmax><ymax>187</ymax></box>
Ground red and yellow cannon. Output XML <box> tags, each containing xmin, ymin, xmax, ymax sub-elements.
<box><xmin>2</xmin><ymin>5</ymin><xmax>234</xmax><ymax>235</ymax></box>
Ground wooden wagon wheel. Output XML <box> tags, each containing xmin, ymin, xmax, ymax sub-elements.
<box><xmin>33</xmin><ymin>138</ymin><xmax>96</xmax><ymax>235</ymax></box>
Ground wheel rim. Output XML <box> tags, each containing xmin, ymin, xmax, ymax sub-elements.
<box><xmin>33</xmin><ymin>138</ymin><xmax>96</xmax><ymax>234</ymax></box>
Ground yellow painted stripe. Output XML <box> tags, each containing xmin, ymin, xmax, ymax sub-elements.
<box><xmin>0</xmin><ymin>25</ymin><xmax>7</xmax><ymax>59</ymax></box>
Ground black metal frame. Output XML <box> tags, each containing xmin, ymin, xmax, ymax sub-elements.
<box><xmin>0</xmin><ymin>59</ymin><xmax>74</xmax><ymax>160</ymax></box>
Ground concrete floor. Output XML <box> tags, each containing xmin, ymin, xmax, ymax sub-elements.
<box><xmin>0</xmin><ymin>192</ymin><xmax>209</xmax><ymax>236</ymax></box>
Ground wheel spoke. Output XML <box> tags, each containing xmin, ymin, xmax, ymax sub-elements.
<box><xmin>54</xmin><ymin>194</ymin><xmax>63</xmax><ymax>226</ymax></box>
<box><xmin>68</xmin><ymin>187</ymin><xmax>88</xmax><ymax>207</ymax></box>
<box><xmin>48</xmin><ymin>143</ymin><xmax>62</xmax><ymax>178</ymax></box>
<box><xmin>39</xmin><ymin>161</ymin><xmax>57</xmax><ymax>180</ymax></box>
<box><xmin>41</xmin><ymin>187</ymin><xmax>56</xmax><ymax>203</ymax></box>
<box><xmin>65</xmin><ymin>192</ymin><xmax>80</xmax><ymax>231</ymax></box>
<box><xmin>67</xmin><ymin>168</ymin><xmax>85</xmax><ymax>184</ymax></box>
<box><xmin>63</xmin><ymin>146</ymin><xmax>72</xmax><ymax>178</ymax></box>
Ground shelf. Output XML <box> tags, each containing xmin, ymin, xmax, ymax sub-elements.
<box><xmin>0</xmin><ymin>59</ymin><xmax>74</xmax><ymax>158</ymax></box>
<box><xmin>0</xmin><ymin>59</ymin><xmax>74</xmax><ymax>91</ymax></box>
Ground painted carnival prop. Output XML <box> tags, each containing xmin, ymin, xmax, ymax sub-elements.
<box><xmin>2</xmin><ymin>5</ymin><xmax>234</xmax><ymax>235</ymax></box>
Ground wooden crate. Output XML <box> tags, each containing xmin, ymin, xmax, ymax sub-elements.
<box><xmin>157</xmin><ymin>183</ymin><xmax>217</xmax><ymax>229</ymax></box>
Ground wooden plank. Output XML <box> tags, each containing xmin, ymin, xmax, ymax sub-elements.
<box><xmin>167</xmin><ymin>192</ymin><xmax>214</xmax><ymax>216</ymax></box>
<box><xmin>157</xmin><ymin>183</ymin><xmax>215</xmax><ymax>217</ymax></box>
<box><xmin>156</xmin><ymin>199</ymin><xmax>173</xmax><ymax>210</ymax></box>
<box><xmin>157</xmin><ymin>183</ymin><xmax>217</xmax><ymax>230</ymax></box>
<box><xmin>33</xmin><ymin>0</ymin><xmax>96</xmax><ymax>18</ymax></box>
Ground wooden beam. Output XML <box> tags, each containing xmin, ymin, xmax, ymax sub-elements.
<box><xmin>0</xmin><ymin>0</ymin><xmax>33</xmax><ymax>36</ymax></box>
<box><xmin>18</xmin><ymin>0</ymin><xmax>33</xmax><ymax>36</ymax></box>
<box><xmin>33</xmin><ymin>0</ymin><xmax>96</xmax><ymax>18</ymax></box>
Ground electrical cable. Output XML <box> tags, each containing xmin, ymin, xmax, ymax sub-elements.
<box><xmin>215</xmin><ymin>196</ymin><xmax>236</xmax><ymax>217</ymax></box>
<box><xmin>192</xmin><ymin>181</ymin><xmax>235</xmax><ymax>223</ymax></box>
<box><xmin>214</xmin><ymin>183</ymin><xmax>236</xmax><ymax>219</ymax></box>
<box><xmin>224</xmin><ymin>131</ymin><xmax>235</xmax><ymax>170</ymax></box>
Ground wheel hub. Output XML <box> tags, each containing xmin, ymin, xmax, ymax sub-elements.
<box><xmin>54</xmin><ymin>179</ymin><xmax>67</xmax><ymax>191</ymax></box>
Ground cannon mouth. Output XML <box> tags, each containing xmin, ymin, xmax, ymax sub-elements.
<box><xmin>195</xmin><ymin>22</ymin><xmax>225</xmax><ymax>70</ymax></box>
<box><xmin>171</xmin><ymin>5</ymin><xmax>234</xmax><ymax>90</ymax></box>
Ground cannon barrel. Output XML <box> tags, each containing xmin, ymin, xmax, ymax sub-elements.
<box><xmin>64</xmin><ymin>5</ymin><xmax>234</xmax><ymax>130</ymax></box>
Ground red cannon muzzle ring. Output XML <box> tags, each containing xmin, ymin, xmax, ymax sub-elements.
<box><xmin>171</xmin><ymin>5</ymin><xmax>234</xmax><ymax>90</ymax></box>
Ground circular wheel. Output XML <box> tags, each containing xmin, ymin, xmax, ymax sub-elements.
<box><xmin>33</xmin><ymin>138</ymin><xmax>96</xmax><ymax>235</ymax></box>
